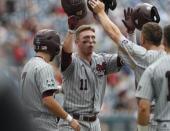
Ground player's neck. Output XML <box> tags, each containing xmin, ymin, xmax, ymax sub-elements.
<box><xmin>78</xmin><ymin>53</ymin><xmax>92</xmax><ymax>64</ymax></box>
<box><xmin>36</xmin><ymin>52</ymin><xmax>51</xmax><ymax>62</ymax></box>
<box><xmin>148</xmin><ymin>45</ymin><xmax>163</xmax><ymax>51</ymax></box>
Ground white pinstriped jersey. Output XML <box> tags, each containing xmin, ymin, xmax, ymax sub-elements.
<box><xmin>21</xmin><ymin>57</ymin><xmax>57</xmax><ymax>115</ymax></box>
<box><xmin>136</xmin><ymin>54</ymin><xmax>170</xmax><ymax>121</ymax></box>
<box><xmin>118</xmin><ymin>36</ymin><xmax>166</xmax><ymax>84</ymax></box>
<box><xmin>61</xmin><ymin>52</ymin><xmax>120</xmax><ymax>115</ymax></box>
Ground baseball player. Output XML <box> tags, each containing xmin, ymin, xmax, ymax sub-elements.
<box><xmin>88</xmin><ymin>0</ymin><xmax>165</xmax><ymax>84</ymax></box>
<box><xmin>88</xmin><ymin>1</ymin><xmax>166</xmax><ymax>130</ymax></box>
<box><xmin>58</xmin><ymin>16</ymin><xmax>124</xmax><ymax>130</ymax></box>
<box><xmin>136</xmin><ymin>25</ymin><xmax>170</xmax><ymax>131</ymax></box>
<box><xmin>20</xmin><ymin>29</ymin><xmax>80</xmax><ymax>131</ymax></box>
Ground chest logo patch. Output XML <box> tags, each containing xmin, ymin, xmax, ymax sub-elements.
<box><xmin>95</xmin><ymin>62</ymin><xmax>106</xmax><ymax>76</ymax></box>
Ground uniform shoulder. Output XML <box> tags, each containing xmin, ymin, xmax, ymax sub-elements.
<box><xmin>31</xmin><ymin>57</ymin><xmax>52</xmax><ymax>71</ymax></box>
<box><xmin>147</xmin><ymin>50</ymin><xmax>166</xmax><ymax>55</ymax></box>
<box><xmin>148</xmin><ymin>55</ymin><xmax>168</xmax><ymax>71</ymax></box>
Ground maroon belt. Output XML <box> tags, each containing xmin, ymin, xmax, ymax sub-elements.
<box><xmin>72</xmin><ymin>113</ymin><xmax>97</xmax><ymax>122</ymax></box>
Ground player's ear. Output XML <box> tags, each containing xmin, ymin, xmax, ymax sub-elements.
<box><xmin>140</xmin><ymin>33</ymin><xmax>144</xmax><ymax>46</ymax></box>
<box><xmin>163</xmin><ymin>37</ymin><xmax>168</xmax><ymax>51</ymax></box>
<box><xmin>75</xmin><ymin>39</ymin><xmax>78</xmax><ymax>45</ymax></box>
<box><xmin>140</xmin><ymin>32</ymin><xmax>146</xmax><ymax>46</ymax></box>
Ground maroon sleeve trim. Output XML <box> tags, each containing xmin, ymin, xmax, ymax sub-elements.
<box><xmin>61</xmin><ymin>48</ymin><xmax>72</xmax><ymax>72</ymax></box>
<box><xmin>42</xmin><ymin>90</ymin><xmax>56</xmax><ymax>98</ymax></box>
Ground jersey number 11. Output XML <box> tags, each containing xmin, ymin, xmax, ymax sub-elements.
<box><xmin>80</xmin><ymin>79</ymin><xmax>87</xmax><ymax>90</ymax></box>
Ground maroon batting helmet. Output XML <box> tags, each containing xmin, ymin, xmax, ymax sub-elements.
<box><xmin>61</xmin><ymin>0</ymin><xmax>87</xmax><ymax>19</ymax></box>
<box><xmin>33</xmin><ymin>29</ymin><xmax>61</xmax><ymax>61</ymax></box>
<box><xmin>133</xmin><ymin>3</ymin><xmax>160</xmax><ymax>30</ymax></box>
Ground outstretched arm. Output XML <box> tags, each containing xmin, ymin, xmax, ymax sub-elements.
<box><xmin>61</xmin><ymin>16</ymin><xmax>79</xmax><ymax>72</ymax></box>
<box><xmin>88</xmin><ymin>0</ymin><xmax>122</xmax><ymax>45</ymax></box>
<box><xmin>62</xmin><ymin>15</ymin><xmax>79</xmax><ymax>53</ymax></box>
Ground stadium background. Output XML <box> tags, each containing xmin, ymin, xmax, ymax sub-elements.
<box><xmin>0</xmin><ymin>0</ymin><xmax>169</xmax><ymax>131</ymax></box>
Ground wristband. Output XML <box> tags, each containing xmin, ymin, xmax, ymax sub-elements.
<box><xmin>57</xmin><ymin>85</ymin><xmax>63</xmax><ymax>93</ymax></box>
<box><xmin>137</xmin><ymin>125</ymin><xmax>149</xmax><ymax>131</ymax></box>
<box><xmin>66</xmin><ymin>114</ymin><xmax>73</xmax><ymax>123</ymax></box>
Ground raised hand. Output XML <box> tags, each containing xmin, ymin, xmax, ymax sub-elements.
<box><xmin>88</xmin><ymin>0</ymin><xmax>105</xmax><ymax>14</ymax></box>
<box><xmin>122</xmin><ymin>7</ymin><xmax>135</xmax><ymax>34</ymax></box>
<box><xmin>68</xmin><ymin>15</ymin><xmax>79</xmax><ymax>31</ymax></box>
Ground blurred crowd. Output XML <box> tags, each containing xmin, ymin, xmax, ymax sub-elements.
<box><xmin>0</xmin><ymin>0</ymin><xmax>170</xmax><ymax>130</ymax></box>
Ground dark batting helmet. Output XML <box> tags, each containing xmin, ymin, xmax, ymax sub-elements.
<box><xmin>87</xmin><ymin>0</ymin><xmax>117</xmax><ymax>14</ymax></box>
<box><xmin>133</xmin><ymin>3</ymin><xmax>160</xmax><ymax>30</ymax></box>
<box><xmin>61</xmin><ymin>0</ymin><xmax>87</xmax><ymax>19</ymax></box>
<box><xmin>33</xmin><ymin>29</ymin><xmax>61</xmax><ymax>61</ymax></box>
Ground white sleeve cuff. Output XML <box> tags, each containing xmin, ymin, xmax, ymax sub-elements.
<box><xmin>57</xmin><ymin>85</ymin><xmax>63</xmax><ymax>93</ymax></box>
<box><xmin>119</xmin><ymin>35</ymin><xmax>129</xmax><ymax>47</ymax></box>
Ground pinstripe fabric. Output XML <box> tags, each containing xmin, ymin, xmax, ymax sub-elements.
<box><xmin>60</xmin><ymin>52</ymin><xmax>119</xmax><ymax>130</ymax></box>
<box><xmin>136</xmin><ymin>54</ymin><xmax>170</xmax><ymax>131</ymax></box>
<box><xmin>149</xmin><ymin>121</ymin><xmax>170</xmax><ymax>131</ymax></box>
<box><xmin>21</xmin><ymin>57</ymin><xmax>59</xmax><ymax>131</ymax></box>
<box><xmin>118</xmin><ymin>36</ymin><xmax>166</xmax><ymax>84</ymax></box>
<box><xmin>149</xmin><ymin>121</ymin><xmax>157</xmax><ymax>131</ymax></box>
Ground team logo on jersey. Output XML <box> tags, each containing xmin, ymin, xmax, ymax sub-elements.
<box><xmin>95</xmin><ymin>62</ymin><xmax>106</xmax><ymax>76</ymax></box>
<box><xmin>96</xmin><ymin>62</ymin><xmax>106</xmax><ymax>72</ymax></box>
<box><xmin>46</xmin><ymin>79</ymin><xmax>55</xmax><ymax>87</ymax></box>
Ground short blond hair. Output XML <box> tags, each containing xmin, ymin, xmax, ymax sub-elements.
<box><xmin>75</xmin><ymin>25</ymin><xmax>95</xmax><ymax>39</ymax></box>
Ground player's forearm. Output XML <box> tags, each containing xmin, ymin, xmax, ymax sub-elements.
<box><xmin>97</xmin><ymin>11</ymin><xmax>122</xmax><ymax>45</ymax></box>
<box><xmin>138</xmin><ymin>112</ymin><xmax>150</xmax><ymax>125</ymax></box>
<box><xmin>63</xmin><ymin>32</ymin><xmax>74</xmax><ymax>53</ymax></box>
<box><xmin>137</xmin><ymin>100</ymin><xmax>150</xmax><ymax>125</ymax></box>
<box><xmin>42</xmin><ymin>96</ymin><xmax>68</xmax><ymax>119</ymax></box>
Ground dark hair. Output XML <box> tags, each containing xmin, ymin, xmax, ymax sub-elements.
<box><xmin>164</xmin><ymin>25</ymin><xmax>170</xmax><ymax>48</ymax></box>
<box><xmin>75</xmin><ymin>25</ymin><xmax>95</xmax><ymax>39</ymax></box>
<box><xmin>142</xmin><ymin>22</ymin><xmax>162</xmax><ymax>46</ymax></box>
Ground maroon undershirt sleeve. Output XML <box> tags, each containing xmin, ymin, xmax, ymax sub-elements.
<box><xmin>42</xmin><ymin>90</ymin><xmax>56</xmax><ymax>98</ymax></box>
<box><xmin>61</xmin><ymin>48</ymin><xmax>72</xmax><ymax>72</ymax></box>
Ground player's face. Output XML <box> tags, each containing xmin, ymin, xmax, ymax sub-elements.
<box><xmin>76</xmin><ymin>30</ymin><xmax>96</xmax><ymax>56</ymax></box>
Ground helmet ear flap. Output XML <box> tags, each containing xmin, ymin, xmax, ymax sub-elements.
<box><xmin>151</xmin><ymin>6</ymin><xmax>160</xmax><ymax>23</ymax></box>
<box><xmin>104</xmin><ymin>0</ymin><xmax>117</xmax><ymax>13</ymax></box>
<box><xmin>87</xmin><ymin>0</ymin><xmax>117</xmax><ymax>14</ymax></box>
